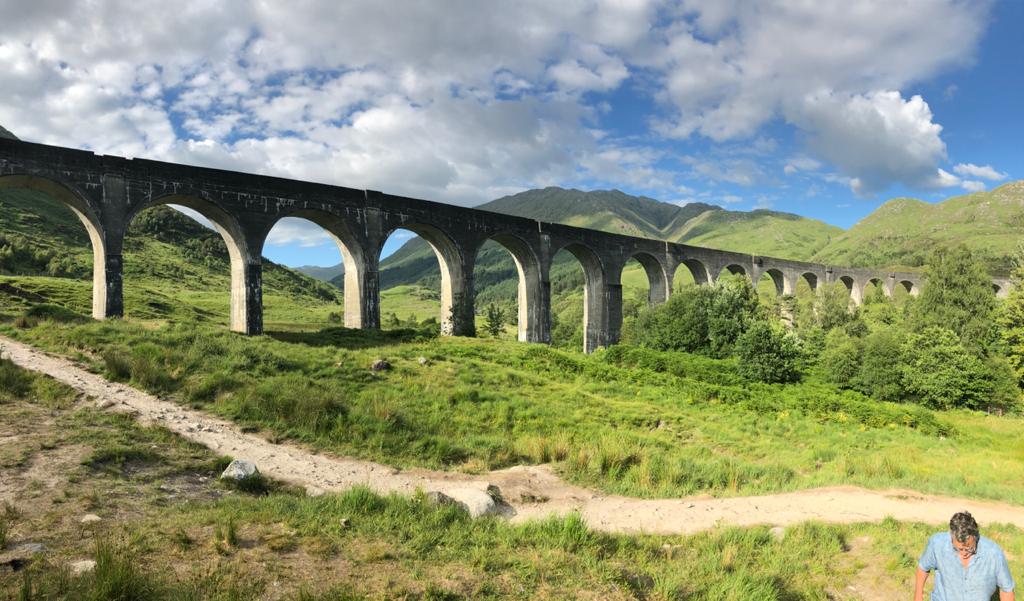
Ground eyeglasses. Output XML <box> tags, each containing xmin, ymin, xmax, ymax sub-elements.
<box><xmin>952</xmin><ymin>538</ymin><xmax>977</xmax><ymax>556</ymax></box>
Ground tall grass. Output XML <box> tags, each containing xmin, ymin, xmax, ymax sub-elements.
<box><xmin>4</xmin><ymin>316</ymin><xmax>1024</xmax><ymax>503</ymax></box>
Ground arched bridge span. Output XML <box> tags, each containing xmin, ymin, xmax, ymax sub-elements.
<box><xmin>0</xmin><ymin>138</ymin><xmax>1012</xmax><ymax>352</ymax></box>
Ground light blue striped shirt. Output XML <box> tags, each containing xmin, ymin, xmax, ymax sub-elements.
<box><xmin>918</xmin><ymin>532</ymin><xmax>1015</xmax><ymax>600</ymax></box>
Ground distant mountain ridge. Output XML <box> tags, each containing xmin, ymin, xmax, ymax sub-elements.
<box><xmin>0</xmin><ymin>124</ymin><xmax>17</xmax><ymax>140</ymax></box>
<box><xmin>812</xmin><ymin>181</ymin><xmax>1024</xmax><ymax>273</ymax></box>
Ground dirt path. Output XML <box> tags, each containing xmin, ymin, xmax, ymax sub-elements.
<box><xmin>4</xmin><ymin>334</ymin><xmax>1024</xmax><ymax>536</ymax></box>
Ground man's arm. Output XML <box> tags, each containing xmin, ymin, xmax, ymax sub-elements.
<box><xmin>915</xmin><ymin>566</ymin><xmax>929</xmax><ymax>601</ymax></box>
<box><xmin>1000</xmin><ymin>589</ymin><xmax>1014</xmax><ymax>601</ymax></box>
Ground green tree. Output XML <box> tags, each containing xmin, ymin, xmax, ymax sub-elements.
<box><xmin>857</xmin><ymin>328</ymin><xmax>904</xmax><ymax>402</ymax></box>
<box><xmin>630</xmin><ymin>276</ymin><xmax>761</xmax><ymax>357</ymax></box>
<box><xmin>999</xmin><ymin>259</ymin><xmax>1024</xmax><ymax>387</ymax></box>
<box><xmin>911</xmin><ymin>246</ymin><xmax>996</xmax><ymax>350</ymax></box>
<box><xmin>901</xmin><ymin>327</ymin><xmax>993</xmax><ymax>410</ymax></box>
<box><xmin>817</xmin><ymin>329</ymin><xmax>862</xmax><ymax>388</ymax></box>
<box><xmin>735</xmin><ymin>320</ymin><xmax>803</xmax><ymax>384</ymax></box>
<box><xmin>483</xmin><ymin>303</ymin><xmax>506</xmax><ymax>338</ymax></box>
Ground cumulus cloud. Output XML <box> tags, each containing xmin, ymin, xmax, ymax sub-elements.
<box><xmin>0</xmin><ymin>0</ymin><xmax>998</xmax><ymax>207</ymax></box>
<box><xmin>647</xmin><ymin>0</ymin><xmax>992</xmax><ymax>191</ymax></box>
<box><xmin>787</xmin><ymin>90</ymin><xmax>952</xmax><ymax>195</ymax></box>
<box><xmin>953</xmin><ymin>163</ymin><xmax>1007</xmax><ymax>181</ymax></box>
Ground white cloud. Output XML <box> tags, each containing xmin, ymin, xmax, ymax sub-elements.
<box><xmin>0</xmin><ymin>0</ymin><xmax>998</xmax><ymax>207</ymax></box>
<box><xmin>787</xmin><ymin>90</ymin><xmax>952</xmax><ymax>195</ymax></box>
<box><xmin>647</xmin><ymin>0</ymin><xmax>992</xmax><ymax>190</ymax></box>
<box><xmin>265</xmin><ymin>218</ymin><xmax>335</xmax><ymax>248</ymax></box>
<box><xmin>953</xmin><ymin>163</ymin><xmax>1007</xmax><ymax>181</ymax></box>
<box><xmin>960</xmin><ymin>180</ymin><xmax>987</xmax><ymax>192</ymax></box>
<box><xmin>783</xmin><ymin>156</ymin><xmax>822</xmax><ymax>176</ymax></box>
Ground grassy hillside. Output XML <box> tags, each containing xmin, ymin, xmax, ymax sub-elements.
<box><xmin>678</xmin><ymin>209</ymin><xmax>841</xmax><ymax>259</ymax></box>
<box><xmin>479</xmin><ymin>187</ymin><xmax>717</xmax><ymax>239</ymax></box>
<box><xmin>813</xmin><ymin>181</ymin><xmax>1024</xmax><ymax>273</ymax></box>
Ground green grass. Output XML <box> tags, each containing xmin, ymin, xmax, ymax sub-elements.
<box><xmin>3</xmin><ymin>328</ymin><xmax>1023</xmax><ymax>600</ymax></box>
<box><xmin>5</xmin><ymin>312</ymin><xmax>1024</xmax><ymax>506</ymax></box>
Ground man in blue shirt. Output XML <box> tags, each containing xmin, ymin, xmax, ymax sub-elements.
<box><xmin>915</xmin><ymin>511</ymin><xmax>1015</xmax><ymax>600</ymax></box>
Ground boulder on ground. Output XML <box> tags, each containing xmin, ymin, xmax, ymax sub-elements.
<box><xmin>417</xmin><ymin>356</ymin><xmax>430</xmax><ymax>366</ymax></box>
<box><xmin>425</xmin><ymin>491</ymin><xmax>458</xmax><ymax>507</ymax></box>
<box><xmin>79</xmin><ymin>514</ymin><xmax>102</xmax><ymax>524</ymax></box>
<box><xmin>220</xmin><ymin>459</ymin><xmax>259</xmax><ymax>481</ymax></box>
<box><xmin>445</xmin><ymin>487</ymin><xmax>500</xmax><ymax>518</ymax></box>
<box><xmin>370</xmin><ymin>359</ymin><xmax>391</xmax><ymax>372</ymax></box>
<box><xmin>71</xmin><ymin>559</ymin><xmax>96</xmax><ymax>575</ymax></box>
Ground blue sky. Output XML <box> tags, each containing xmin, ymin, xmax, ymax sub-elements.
<box><xmin>0</xmin><ymin>0</ymin><xmax>1019</xmax><ymax>267</ymax></box>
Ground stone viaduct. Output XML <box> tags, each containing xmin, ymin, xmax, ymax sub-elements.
<box><xmin>0</xmin><ymin>138</ymin><xmax>1013</xmax><ymax>352</ymax></box>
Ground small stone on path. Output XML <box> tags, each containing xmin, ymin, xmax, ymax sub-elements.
<box><xmin>80</xmin><ymin>514</ymin><xmax>102</xmax><ymax>524</ymax></box>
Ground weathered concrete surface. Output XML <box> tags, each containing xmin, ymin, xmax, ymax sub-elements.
<box><xmin>0</xmin><ymin>137</ymin><xmax>1010</xmax><ymax>351</ymax></box>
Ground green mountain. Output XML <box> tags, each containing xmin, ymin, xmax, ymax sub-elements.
<box><xmin>478</xmin><ymin>187</ymin><xmax>718</xmax><ymax>238</ymax></box>
<box><xmin>812</xmin><ymin>181</ymin><xmax>1024</xmax><ymax>274</ymax></box>
<box><xmin>296</xmin><ymin>263</ymin><xmax>344</xmax><ymax>282</ymax></box>
<box><xmin>377</xmin><ymin>187</ymin><xmax>841</xmax><ymax>297</ymax></box>
<box><xmin>0</xmin><ymin>188</ymin><xmax>342</xmax><ymax>326</ymax></box>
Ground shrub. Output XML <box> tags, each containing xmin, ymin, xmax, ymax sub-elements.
<box><xmin>901</xmin><ymin>327</ymin><xmax>993</xmax><ymax>410</ymax></box>
<box><xmin>818</xmin><ymin>329</ymin><xmax>862</xmax><ymax>388</ymax></box>
<box><xmin>483</xmin><ymin>303</ymin><xmax>506</xmax><ymax>337</ymax></box>
<box><xmin>857</xmin><ymin>328</ymin><xmax>905</xmax><ymax>402</ymax></box>
<box><xmin>630</xmin><ymin>277</ymin><xmax>761</xmax><ymax>357</ymax></box>
<box><xmin>734</xmin><ymin>321</ymin><xmax>803</xmax><ymax>384</ymax></box>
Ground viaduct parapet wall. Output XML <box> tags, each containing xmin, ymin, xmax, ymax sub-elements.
<box><xmin>0</xmin><ymin>138</ymin><xmax>1011</xmax><ymax>352</ymax></box>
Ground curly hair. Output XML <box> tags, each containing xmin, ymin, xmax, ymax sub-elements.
<box><xmin>949</xmin><ymin>511</ymin><xmax>980</xmax><ymax>543</ymax></box>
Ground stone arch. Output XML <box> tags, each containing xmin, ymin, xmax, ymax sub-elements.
<box><xmin>127</xmin><ymin>193</ymin><xmax>255</xmax><ymax>333</ymax></box>
<box><xmin>862</xmin><ymin>276</ymin><xmax>891</xmax><ymax>300</ymax></box>
<box><xmin>267</xmin><ymin>208</ymin><xmax>369</xmax><ymax>329</ymax></box>
<box><xmin>718</xmin><ymin>263</ymin><xmax>748</xmax><ymax>283</ymax></box>
<box><xmin>899</xmin><ymin>280</ymin><xmax>919</xmax><ymax>296</ymax></box>
<box><xmin>380</xmin><ymin>223</ymin><xmax>468</xmax><ymax>336</ymax></box>
<box><xmin>0</xmin><ymin>174</ymin><xmax>110</xmax><ymax>319</ymax></box>
<box><xmin>628</xmin><ymin>251</ymin><xmax>670</xmax><ymax>306</ymax></box>
<box><xmin>476</xmin><ymin>232</ymin><xmax>544</xmax><ymax>342</ymax></box>
<box><xmin>677</xmin><ymin>258</ymin><xmax>711</xmax><ymax>287</ymax></box>
<box><xmin>551</xmin><ymin>241</ymin><xmax>606</xmax><ymax>353</ymax></box>
<box><xmin>801</xmin><ymin>272</ymin><xmax>819</xmax><ymax>292</ymax></box>
<box><xmin>761</xmin><ymin>268</ymin><xmax>785</xmax><ymax>296</ymax></box>
<box><xmin>993</xmin><ymin>283</ymin><xmax>1002</xmax><ymax>296</ymax></box>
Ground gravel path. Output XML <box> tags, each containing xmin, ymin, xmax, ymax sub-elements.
<box><xmin>5</xmin><ymin>334</ymin><xmax>1024</xmax><ymax>535</ymax></box>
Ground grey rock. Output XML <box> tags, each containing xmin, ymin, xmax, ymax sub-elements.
<box><xmin>0</xmin><ymin>542</ymin><xmax>46</xmax><ymax>569</ymax></box>
<box><xmin>71</xmin><ymin>559</ymin><xmax>96</xmax><ymax>575</ymax></box>
<box><xmin>220</xmin><ymin>459</ymin><xmax>259</xmax><ymax>481</ymax></box>
<box><xmin>80</xmin><ymin>514</ymin><xmax>102</xmax><ymax>524</ymax></box>
<box><xmin>769</xmin><ymin>526</ymin><xmax>786</xmax><ymax>541</ymax></box>
<box><xmin>425</xmin><ymin>491</ymin><xmax>458</xmax><ymax>506</ymax></box>
<box><xmin>446</xmin><ymin>488</ymin><xmax>499</xmax><ymax>518</ymax></box>
<box><xmin>11</xmin><ymin>543</ymin><xmax>46</xmax><ymax>554</ymax></box>
<box><xmin>417</xmin><ymin>356</ymin><xmax>430</xmax><ymax>366</ymax></box>
<box><xmin>370</xmin><ymin>359</ymin><xmax>391</xmax><ymax>372</ymax></box>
